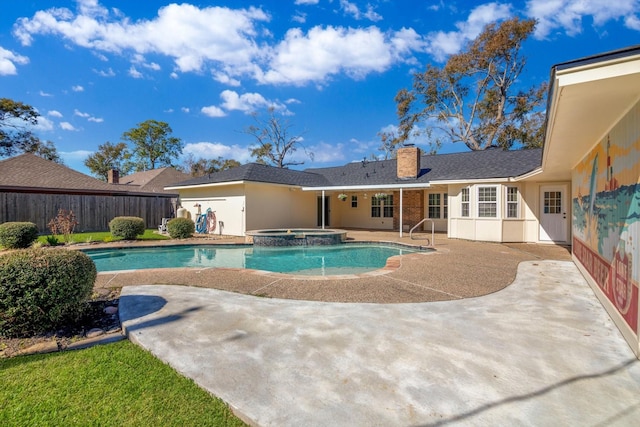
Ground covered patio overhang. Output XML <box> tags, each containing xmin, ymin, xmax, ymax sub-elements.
<box><xmin>539</xmin><ymin>46</ymin><xmax>640</xmax><ymax>181</ymax></box>
<box><xmin>301</xmin><ymin>183</ymin><xmax>432</xmax><ymax>236</ymax></box>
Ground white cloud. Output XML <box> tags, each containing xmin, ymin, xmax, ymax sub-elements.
<box><xmin>425</xmin><ymin>2</ymin><xmax>512</xmax><ymax>61</ymax></box>
<box><xmin>14</xmin><ymin>2</ymin><xmax>270</xmax><ymax>76</ymax></box>
<box><xmin>292</xmin><ymin>12</ymin><xmax>307</xmax><ymax>24</ymax></box>
<box><xmin>74</xmin><ymin>109</ymin><xmax>102</xmax><ymax>122</ymax></box>
<box><xmin>60</xmin><ymin>121</ymin><xmax>78</xmax><ymax>131</ymax></box>
<box><xmin>72</xmin><ymin>85</ymin><xmax>84</xmax><ymax>92</ymax></box>
<box><xmin>34</xmin><ymin>116</ymin><xmax>55</xmax><ymax>132</ymax></box>
<box><xmin>294</xmin><ymin>0</ymin><xmax>320</xmax><ymax>5</ymax></box>
<box><xmin>262</xmin><ymin>25</ymin><xmax>418</xmax><ymax>85</ymax></box>
<box><xmin>626</xmin><ymin>14</ymin><xmax>640</xmax><ymax>30</ymax></box>
<box><xmin>212</xmin><ymin>71</ymin><xmax>241</xmax><ymax>86</ymax></box>
<box><xmin>201</xmin><ymin>105</ymin><xmax>226</xmax><ymax>118</ymax></box>
<box><xmin>181</xmin><ymin>107</ymin><xmax>190</xmax><ymax>113</ymax></box>
<box><xmin>0</xmin><ymin>46</ymin><xmax>29</xmax><ymax>75</ymax></box>
<box><xmin>340</xmin><ymin>0</ymin><xmax>383</xmax><ymax>22</ymax></box>
<box><xmin>39</xmin><ymin>90</ymin><xmax>53</xmax><ymax>97</ymax></box>
<box><xmin>128</xmin><ymin>66</ymin><xmax>143</xmax><ymax>78</ymax></box>
<box><xmin>170</xmin><ymin>71</ymin><xmax>179</xmax><ymax>79</ymax></box>
<box><xmin>307</xmin><ymin>141</ymin><xmax>345</xmax><ymax>163</ymax></box>
<box><xmin>12</xmin><ymin>1</ymin><xmax>428</xmax><ymax>87</ymax></box>
<box><xmin>48</xmin><ymin>110</ymin><xmax>63</xmax><ymax>118</ymax></box>
<box><xmin>183</xmin><ymin>141</ymin><xmax>253</xmax><ymax>163</ymax></box>
<box><xmin>94</xmin><ymin>67</ymin><xmax>115</xmax><ymax>77</ymax></box>
<box><xmin>526</xmin><ymin>0</ymin><xmax>640</xmax><ymax>38</ymax></box>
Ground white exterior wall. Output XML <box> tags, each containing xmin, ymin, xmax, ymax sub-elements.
<box><xmin>177</xmin><ymin>183</ymin><xmax>246</xmax><ymax>236</ymax></box>
<box><xmin>448</xmin><ymin>182</ymin><xmax>543</xmax><ymax>242</ymax></box>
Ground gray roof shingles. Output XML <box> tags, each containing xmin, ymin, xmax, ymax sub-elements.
<box><xmin>169</xmin><ymin>148</ymin><xmax>543</xmax><ymax>189</ymax></box>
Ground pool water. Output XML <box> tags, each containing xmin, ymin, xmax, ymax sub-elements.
<box><xmin>86</xmin><ymin>244</ymin><xmax>423</xmax><ymax>276</ymax></box>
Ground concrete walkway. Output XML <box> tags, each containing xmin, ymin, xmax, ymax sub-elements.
<box><xmin>120</xmin><ymin>260</ymin><xmax>640</xmax><ymax>426</ymax></box>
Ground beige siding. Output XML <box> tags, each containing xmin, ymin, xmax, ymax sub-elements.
<box><xmin>245</xmin><ymin>184</ymin><xmax>317</xmax><ymax>231</ymax></box>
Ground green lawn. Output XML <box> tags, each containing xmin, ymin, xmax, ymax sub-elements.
<box><xmin>38</xmin><ymin>229</ymin><xmax>170</xmax><ymax>245</ymax></box>
<box><xmin>0</xmin><ymin>340</ymin><xmax>247</xmax><ymax>426</ymax></box>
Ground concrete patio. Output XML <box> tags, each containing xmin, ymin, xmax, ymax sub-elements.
<box><xmin>113</xmin><ymin>232</ymin><xmax>640</xmax><ymax>426</ymax></box>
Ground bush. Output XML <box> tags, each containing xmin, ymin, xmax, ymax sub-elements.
<box><xmin>167</xmin><ymin>217</ymin><xmax>195</xmax><ymax>239</ymax></box>
<box><xmin>0</xmin><ymin>222</ymin><xmax>39</xmax><ymax>249</ymax></box>
<box><xmin>0</xmin><ymin>248</ymin><xmax>97</xmax><ymax>337</ymax></box>
<box><xmin>109</xmin><ymin>216</ymin><xmax>145</xmax><ymax>240</ymax></box>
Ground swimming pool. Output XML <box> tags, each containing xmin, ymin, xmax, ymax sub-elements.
<box><xmin>86</xmin><ymin>243</ymin><xmax>425</xmax><ymax>276</ymax></box>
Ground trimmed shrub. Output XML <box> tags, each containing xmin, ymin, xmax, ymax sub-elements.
<box><xmin>167</xmin><ymin>217</ymin><xmax>195</xmax><ymax>239</ymax></box>
<box><xmin>0</xmin><ymin>248</ymin><xmax>97</xmax><ymax>337</ymax></box>
<box><xmin>109</xmin><ymin>216</ymin><xmax>145</xmax><ymax>240</ymax></box>
<box><xmin>0</xmin><ymin>222</ymin><xmax>39</xmax><ymax>249</ymax></box>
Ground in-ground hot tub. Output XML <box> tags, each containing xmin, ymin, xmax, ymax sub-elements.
<box><xmin>246</xmin><ymin>229</ymin><xmax>347</xmax><ymax>246</ymax></box>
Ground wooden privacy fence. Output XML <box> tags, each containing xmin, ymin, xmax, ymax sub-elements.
<box><xmin>0</xmin><ymin>192</ymin><xmax>175</xmax><ymax>233</ymax></box>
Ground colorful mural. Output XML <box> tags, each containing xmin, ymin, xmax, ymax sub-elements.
<box><xmin>572</xmin><ymin>104</ymin><xmax>640</xmax><ymax>334</ymax></box>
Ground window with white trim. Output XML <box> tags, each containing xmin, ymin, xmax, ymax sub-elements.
<box><xmin>351</xmin><ymin>195</ymin><xmax>358</xmax><ymax>208</ymax></box>
<box><xmin>371</xmin><ymin>196</ymin><xmax>381</xmax><ymax>217</ymax></box>
<box><xmin>383</xmin><ymin>195</ymin><xmax>394</xmax><ymax>218</ymax></box>
<box><xmin>428</xmin><ymin>193</ymin><xmax>441</xmax><ymax>219</ymax></box>
<box><xmin>428</xmin><ymin>193</ymin><xmax>448</xmax><ymax>219</ymax></box>
<box><xmin>506</xmin><ymin>187</ymin><xmax>519</xmax><ymax>218</ymax></box>
<box><xmin>477</xmin><ymin>186</ymin><xmax>497</xmax><ymax>217</ymax></box>
<box><xmin>444</xmin><ymin>193</ymin><xmax>448</xmax><ymax>219</ymax></box>
<box><xmin>371</xmin><ymin>195</ymin><xmax>394</xmax><ymax>218</ymax></box>
<box><xmin>461</xmin><ymin>188</ymin><xmax>470</xmax><ymax>217</ymax></box>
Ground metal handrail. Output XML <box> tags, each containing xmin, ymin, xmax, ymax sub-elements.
<box><xmin>409</xmin><ymin>218</ymin><xmax>434</xmax><ymax>246</ymax></box>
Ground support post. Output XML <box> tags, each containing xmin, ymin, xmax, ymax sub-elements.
<box><xmin>399</xmin><ymin>188</ymin><xmax>404</xmax><ymax>238</ymax></box>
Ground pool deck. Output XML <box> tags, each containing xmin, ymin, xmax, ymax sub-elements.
<box><xmin>95</xmin><ymin>230</ymin><xmax>573</xmax><ymax>303</ymax></box>
<box><xmin>109</xmin><ymin>231</ymin><xmax>640</xmax><ymax>426</ymax></box>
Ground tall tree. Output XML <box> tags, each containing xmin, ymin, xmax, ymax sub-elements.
<box><xmin>19</xmin><ymin>135</ymin><xmax>64</xmax><ymax>164</ymax></box>
<box><xmin>0</xmin><ymin>98</ymin><xmax>40</xmax><ymax>157</ymax></box>
<box><xmin>245</xmin><ymin>108</ymin><xmax>312</xmax><ymax>168</ymax></box>
<box><xmin>84</xmin><ymin>142</ymin><xmax>133</xmax><ymax>181</ymax></box>
<box><xmin>183</xmin><ymin>153</ymin><xmax>241</xmax><ymax>177</ymax></box>
<box><xmin>122</xmin><ymin>119</ymin><xmax>183</xmax><ymax>171</ymax></box>
<box><xmin>395</xmin><ymin>18</ymin><xmax>547</xmax><ymax>152</ymax></box>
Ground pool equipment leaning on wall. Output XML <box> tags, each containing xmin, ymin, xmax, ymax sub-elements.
<box><xmin>196</xmin><ymin>208</ymin><xmax>217</xmax><ymax>234</ymax></box>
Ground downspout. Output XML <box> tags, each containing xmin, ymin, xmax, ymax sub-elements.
<box><xmin>399</xmin><ymin>188</ymin><xmax>404</xmax><ymax>238</ymax></box>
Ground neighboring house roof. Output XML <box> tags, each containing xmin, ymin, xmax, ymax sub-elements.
<box><xmin>0</xmin><ymin>153</ymin><xmax>173</xmax><ymax>196</ymax></box>
<box><xmin>119</xmin><ymin>167</ymin><xmax>191</xmax><ymax>193</ymax></box>
<box><xmin>168</xmin><ymin>148</ymin><xmax>542</xmax><ymax>190</ymax></box>
<box><xmin>0</xmin><ymin>153</ymin><xmax>117</xmax><ymax>193</ymax></box>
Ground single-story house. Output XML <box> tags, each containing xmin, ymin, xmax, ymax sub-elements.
<box><xmin>167</xmin><ymin>45</ymin><xmax>640</xmax><ymax>356</ymax></box>
<box><xmin>0</xmin><ymin>153</ymin><xmax>189</xmax><ymax>231</ymax></box>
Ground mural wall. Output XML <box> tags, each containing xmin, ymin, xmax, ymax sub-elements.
<box><xmin>572</xmin><ymin>102</ymin><xmax>640</xmax><ymax>336</ymax></box>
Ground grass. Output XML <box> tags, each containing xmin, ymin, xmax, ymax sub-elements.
<box><xmin>38</xmin><ymin>229</ymin><xmax>170</xmax><ymax>245</ymax></box>
<box><xmin>0</xmin><ymin>340</ymin><xmax>247</xmax><ymax>426</ymax></box>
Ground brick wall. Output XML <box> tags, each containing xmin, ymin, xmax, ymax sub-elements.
<box><xmin>393</xmin><ymin>190</ymin><xmax>424</xmax><ymax>230</ymax></box>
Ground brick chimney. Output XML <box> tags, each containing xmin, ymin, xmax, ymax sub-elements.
<box><xmin>108</xmin><ymin>169</ymin><xmax>119</xmax><ymax>184</ymax></box>
<box><xmin>396</xmin><ymin>145</ymin><xmax>421</xmax><ymax>179</ymax></box>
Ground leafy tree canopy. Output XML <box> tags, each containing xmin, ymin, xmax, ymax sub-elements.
<box><xmin>122</xmin><ymin>119</ymin><xmax>183</xmax><ymax>171</ymax></box>
<box><xmin>84</xmin><ymin>141</ymin><xmax>133</xmax><ymax>181</ymax></box>
<box><xmin>245</xmin><ymin>107</ymin><xmax>312</xmax><ymax>168</ymax></box>
<box><xmin>183</xmin><ymin>154</ymin><xmax>241</xmax><ymax>177</ymax></box>
<box><xmin>395</xmin><ymin>18</ymin><xmax>547</xmax><ymax>152</ymax></box>
<box><xmin>0</xmin><ymin>98</ymin><xmax>63</xmax><ymax>163</ymax></box>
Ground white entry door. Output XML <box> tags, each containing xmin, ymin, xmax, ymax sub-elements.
<box><xmin>539</xmin><ymin>185</ymin><xmax>568</xmax><ymax>242</ymax></box>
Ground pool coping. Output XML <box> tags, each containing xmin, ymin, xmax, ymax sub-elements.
<box><xmin>88</xmin><ymin>240</ymin><xmax>434</xmax><ymax>280</ymax></box>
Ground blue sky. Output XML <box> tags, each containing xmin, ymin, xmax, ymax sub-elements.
<box><xmin>1</xmin><ymin>0</ymin><xmax>639</xmax><ymax>176</ymax></box>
